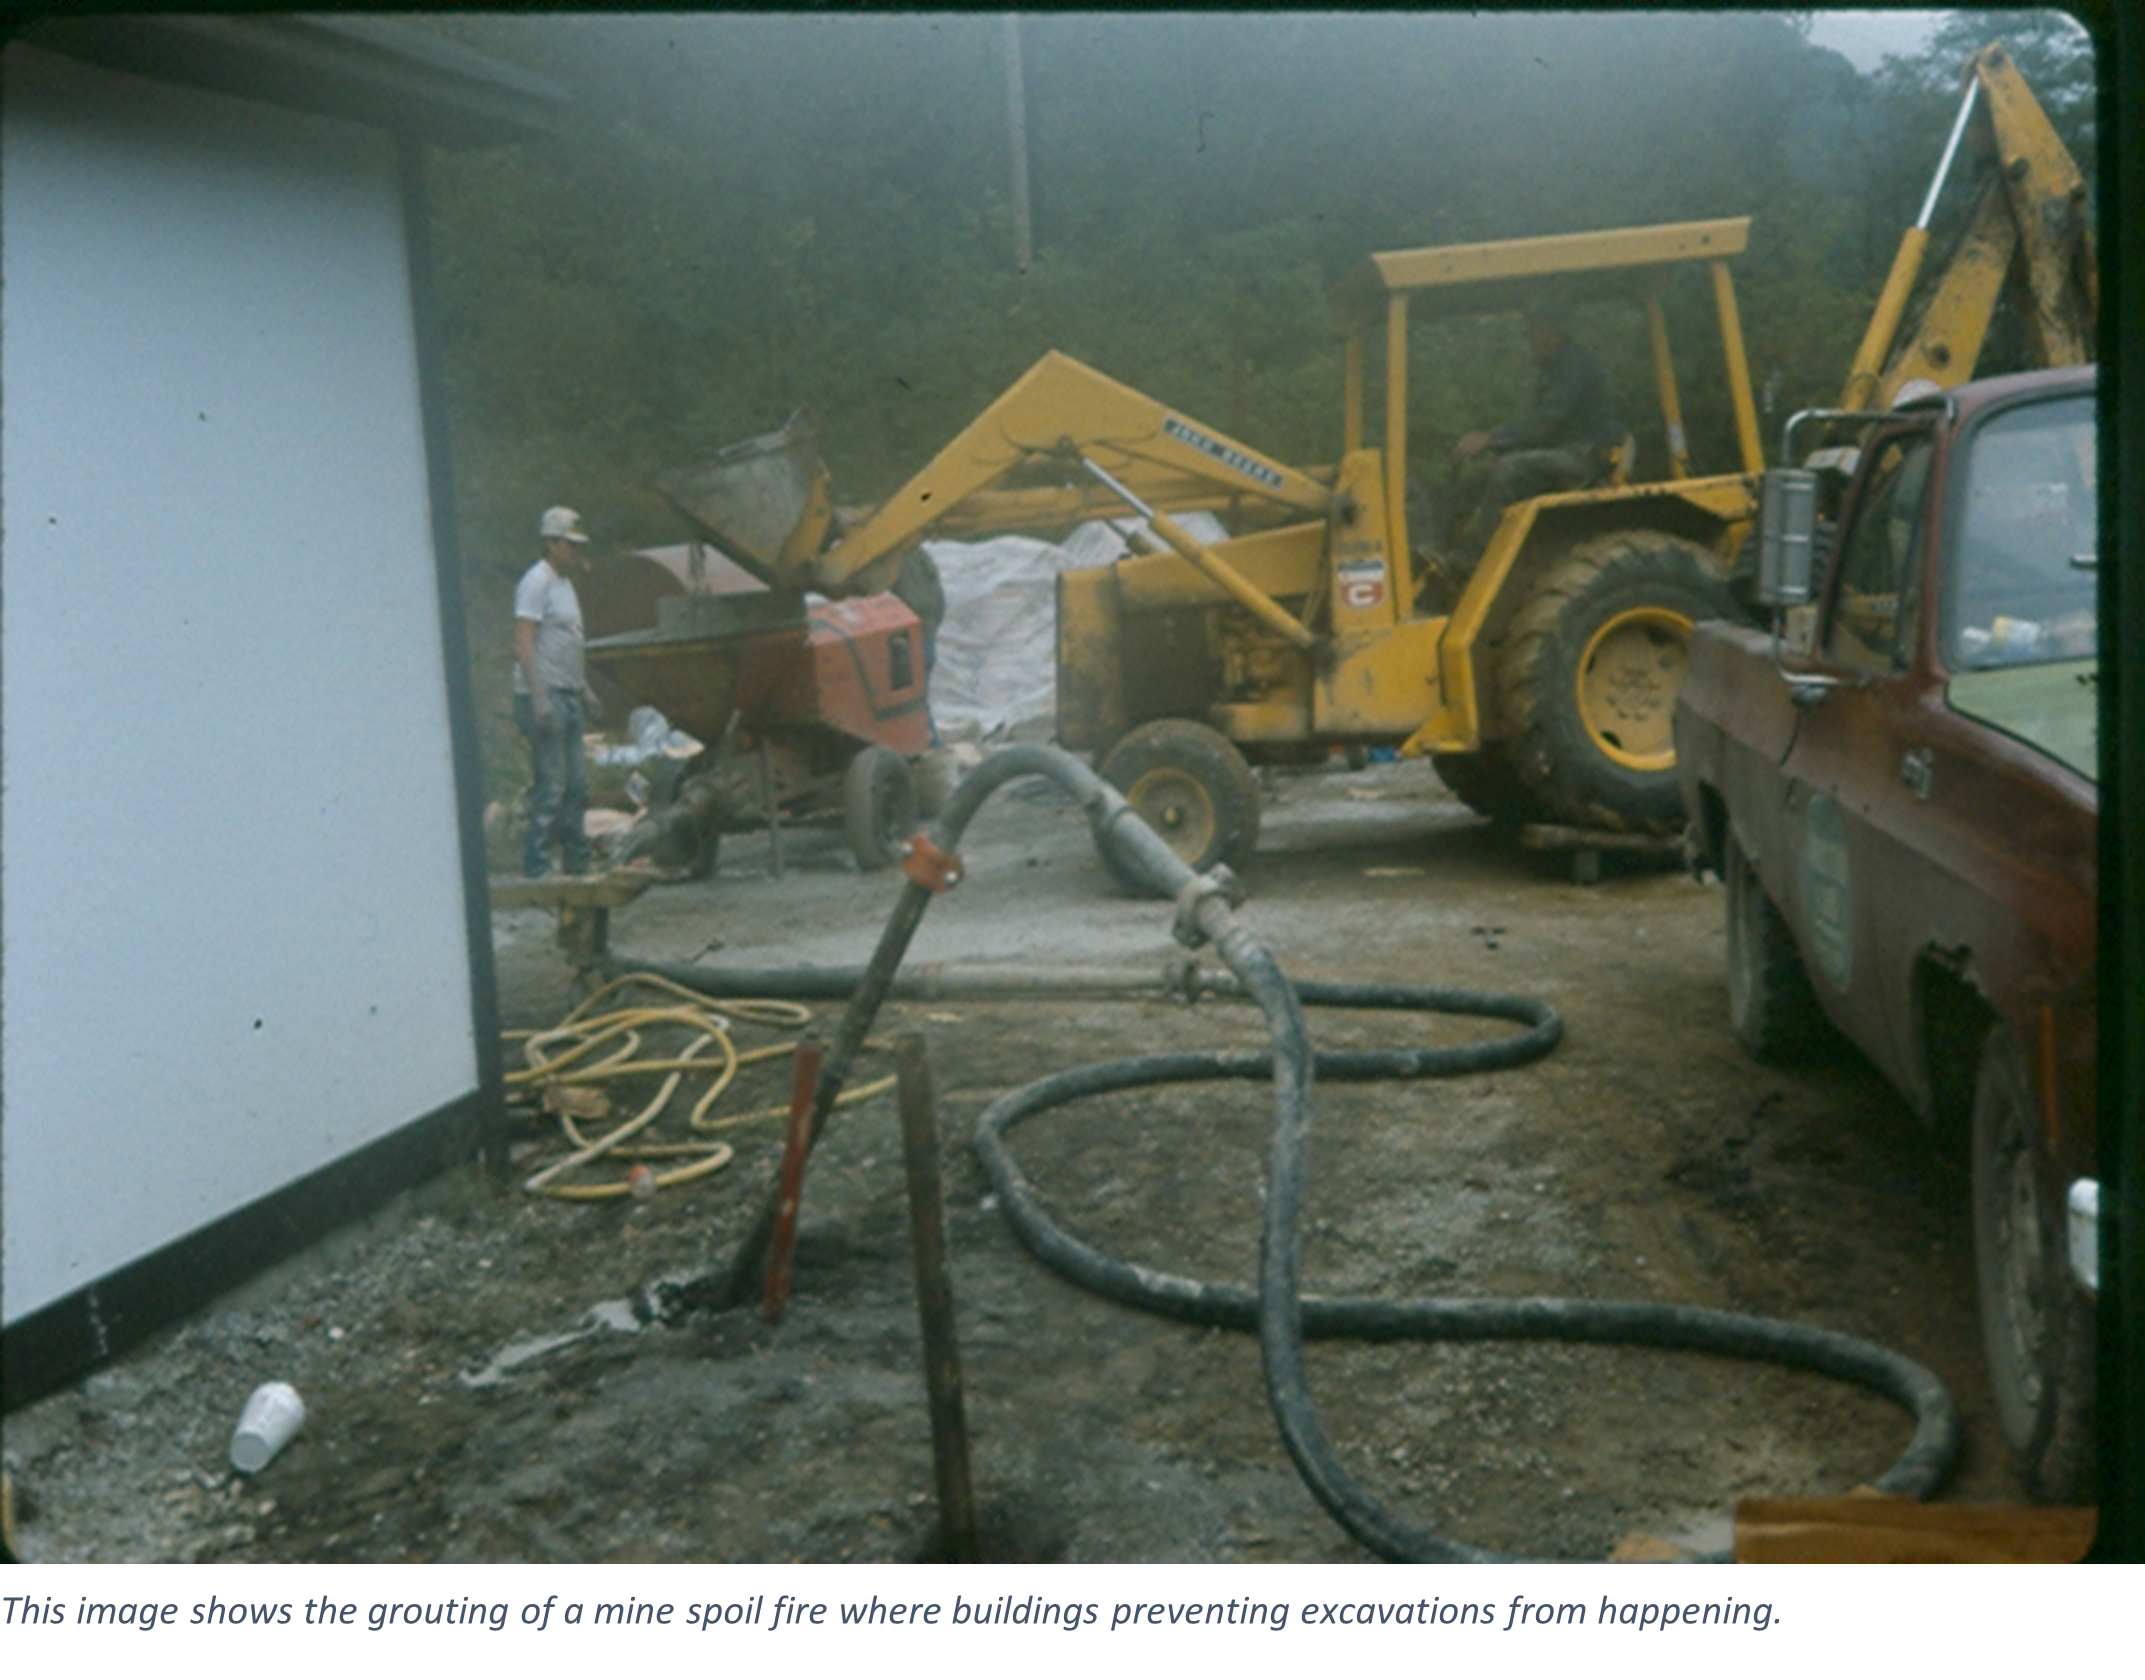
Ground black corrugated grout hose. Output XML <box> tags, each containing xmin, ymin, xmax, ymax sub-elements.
<box><xmin>969</xmin><ymin>996</ymin><xmax>1959</xmax><ymax>1563</ymax></box>
<box><xmin>634</xmin><ymin>743</ymin><xmax>1962</xmax><ymax>1561</ymax></box>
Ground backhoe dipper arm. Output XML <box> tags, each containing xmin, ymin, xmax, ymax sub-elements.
<box><xmin>1842</xmin><ymin>42</ymin><xmax>2094</xmax><ymax>409</ymax></box>
<box><xmin>799</xmin><ymin>350</ymin><xmax>1332</xmax><ymax>595</ymax></box>
<box><xmin>1896</xmin><ymin>42</ymin><xmax>2095</xmax><ymax>382</ymax></box>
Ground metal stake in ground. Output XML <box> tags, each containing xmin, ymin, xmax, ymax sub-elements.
<box><xmin>894</xmin><ymin>1033</ymin><xmax>979</xmax><ymax>1562</ymax></box>
<box><xmin>762</xmin><ymin>1036</ymin><xmax>824</xmax><ymax>1324</ymax></box>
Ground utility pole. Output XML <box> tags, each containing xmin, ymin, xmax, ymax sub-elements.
<box><xmin>1004</xmin><ymin>13</ymin><xmax>1033</xmax><ymax>274</ymax></box>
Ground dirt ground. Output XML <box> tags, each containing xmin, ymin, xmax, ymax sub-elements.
<box><xmin>3</xmin><ymin>755</ymin><xmax>2028</xmax><ymax>1564</ymax></box>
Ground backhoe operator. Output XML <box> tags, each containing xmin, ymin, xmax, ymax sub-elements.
<box><xmin>1450</xmin><ymin>298</ymin><xmax>1623</xmax><ymax>569</ymax></box>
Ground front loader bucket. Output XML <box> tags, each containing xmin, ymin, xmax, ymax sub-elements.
<box><xmin>657</xmin><ymin>412</ymin><xmax>833</xmax><ymax>584</ymax></box>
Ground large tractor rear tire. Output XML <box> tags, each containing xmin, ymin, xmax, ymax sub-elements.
<box><xmin>1496</xmin><ymin>531</ymin><xmax>1737</xmax><ymax>833</ymax></box>
<box><xmin>1430</xmin><ymin>747</ymin><xmax>1540</xmax><ymax>827</ymax></box>
<box><xmin>1095</xmin><ymin>718</ymin><xmax>1260</xmax><ymax>895</ymax></box>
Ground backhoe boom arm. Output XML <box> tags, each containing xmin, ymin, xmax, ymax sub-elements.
<box><xmin>800</xmin><ymin>351</ymin><xmax>1332</xmax><ymax>595</ymax></box>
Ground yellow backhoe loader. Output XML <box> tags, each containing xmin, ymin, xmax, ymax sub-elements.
<box><xmin>670</xmin><ymin>42</ymin><xmax>2090</xmax><ymax>884</ymax></box>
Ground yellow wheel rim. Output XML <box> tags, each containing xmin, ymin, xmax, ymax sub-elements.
<box><xmin>1124</xmin><ymin>766</ymin><xmax>1219</xmax><ymax>865</ymax></box>
<box><xmin>1575</xmin><ymin>606</ymin><xmax>1693</xmax><ymax>771</ymax></box>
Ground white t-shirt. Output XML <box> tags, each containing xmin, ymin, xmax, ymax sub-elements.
<box><xmin>513</xmin><ymin>558</ymin><xmax>585</xmax><ymax>693</ymax></box>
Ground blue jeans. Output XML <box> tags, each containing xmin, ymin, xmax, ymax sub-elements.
<box><xmin>516</xmin><ymin>687</ymin><xmax>590</xmax><ymax>877</ymax></box>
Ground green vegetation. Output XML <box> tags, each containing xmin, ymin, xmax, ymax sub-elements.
<box><xmin>408</xmin><ymin>11</ymin><xmax>2096</xmax><ymax>797</ymax></box>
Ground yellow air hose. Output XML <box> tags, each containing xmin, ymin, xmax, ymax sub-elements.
<box><xmin>504</xmin><ymin>972</ymin><xmax>897</xmax><ymax>1201</ymax></box>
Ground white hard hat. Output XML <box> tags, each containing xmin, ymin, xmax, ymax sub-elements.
<box><xmin>539</xmin><ymin>505</ymin><xmax>590</xmax><ymax>544</ymax></box>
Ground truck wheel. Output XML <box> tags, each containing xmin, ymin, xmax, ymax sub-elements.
<box><xmin>1971</xmin><ymin>1024</ymin><xmax>2096</xmax><ymax>1503</ymax></box>
<box><xmin>1096</xmin><ymin>718</ymin><xmax>1260</xmax><ymax>894</ymax></box>
<box><xmin>843</xmin><ymin>745</ymin><xmax>917</xmax><ymax>872</ymax></box>
<box><xmin>1430</xmin><ymin>747</ymin><xmax>1539</xmax><ymax>827</ymax></box>
<box><xmin>1497</xmin><ymin>531</ymin><xmax>1738</xmax><ymax>832</ymax></box>
<box><xmin>1724</xmin><ymin>833</ymin><xmax>1823</xmax><ymax>1060</ymax></box>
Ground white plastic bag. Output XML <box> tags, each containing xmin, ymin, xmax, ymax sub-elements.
<box><xmin>924</xmin><ymin>513</ymin><xmax>1226</xmax><ymax>739</ymax></box>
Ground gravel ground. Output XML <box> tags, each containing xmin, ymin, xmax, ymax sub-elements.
<box><xmin>3</xmin><ymin>755</ymin><xmax>2024</xmax><ymax>1563</ymax></box>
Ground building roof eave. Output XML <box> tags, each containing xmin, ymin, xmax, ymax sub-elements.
<box><xmin>19</xmin><ymin>13</ymin><xmax>565</xmax><ymax>148</ymax></box>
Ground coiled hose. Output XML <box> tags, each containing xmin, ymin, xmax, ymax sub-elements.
<box><xmin>506</xmin><ymin>972</ymin><xmax>898</xmax><ymax>1201</ymax></box>
<box><xmin>635</xmin><ymin>743</ymin><xmax>1961</xmax><ymax>1562</ymax></box>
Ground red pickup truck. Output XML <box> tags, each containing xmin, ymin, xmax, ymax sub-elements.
<box><xmin>1675</xmin><ymin>365</ymin><xmax>2098</xmax><ymax>1503</ymax></box>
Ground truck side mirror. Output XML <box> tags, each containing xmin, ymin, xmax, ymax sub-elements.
<box><xmin>1756</xmin><ymin>468</ymin><xmax>1819</xmax><ymax>607</ymax></box>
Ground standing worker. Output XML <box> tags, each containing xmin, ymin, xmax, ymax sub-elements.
<box><xmin>513</xmin><ymin>505</ymin><xmax>601</xmax><ymax>879</ymax></box>
<box><xmin>1449</xmin><ymin>298</ymin><xmax>1625</xmax><ymax>571</ymax></box>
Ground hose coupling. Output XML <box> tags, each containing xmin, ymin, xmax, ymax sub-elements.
<box><xmin>900</xmin><ymin>833</ymin><xmax>964</xmax><ymax>893</ymax></box>
<box><xmin>1172</xmin><ymin>865</ymin><xmax>1244</xmax><ymax>950</ymax></box>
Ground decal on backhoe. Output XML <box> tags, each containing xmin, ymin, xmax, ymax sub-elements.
<box><xmin>1799</xmin><ymin>793</ymin><xmax>1854</xmax><ymax>992</ymax></box>
<box><xmin>1162</xmin><ymin>417</ymin><xmax>1285</xmax><ymax>489</ymax></box>
<box><xmin>1337</xmin><ymin>559</ymin><xmax>1387</xmax><ymax>610</ymax></box>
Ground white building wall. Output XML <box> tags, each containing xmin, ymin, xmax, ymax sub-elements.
<box><xmin>3</xmin><ymin>46</ymin><xmax>480</xmax><ymax>1323</ymax></box>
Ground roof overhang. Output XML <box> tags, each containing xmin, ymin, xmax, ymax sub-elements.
<box><xmin>17</xmin><ymin>13</ymin><xmax>565</xmax><ymax>148</ymax></box>
<box><xmin>1330</xmin><ymin>217</ymin><xmax>1752</xmax><ymax>332</ymax></box>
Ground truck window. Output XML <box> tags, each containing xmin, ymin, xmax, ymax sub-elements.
<box><xmin>1824</xmin><ymin>433</ymin><xmax>1934</xmax><ymax>672</ymax></box>
<box><xmin>1941</xmin><ymin>393</ymin><xmax>2098</xmax><ymax>668</ymax></box>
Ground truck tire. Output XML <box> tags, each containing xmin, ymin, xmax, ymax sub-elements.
<box><xmin>1096</xmin><ymin>718</ymin><xmax>1260</xmax><ymax>894</ymax></box>
<box><xmin>1971</xmin><ymin>1023</ymin><xmax>2096</xmax><ymax>1503</ymax></box>
<box><xmin>1430</xmin><ymin>747</ymin><xmax>1540</xmax><ymax>827</ymax></box>
<box><xmin>1496</xmin><ymin>531</ymin><xmax>1739</xmax><ymax>832</ymax></box>
<box><xmin>843</xmin><ymin>745</ymin><xmax>917</xmax><ymax>872</ymax></box>
<box><xmin>1724</xmin><ymin>832</ymin><xmax>1823</xmax><ymax>1061</ymax></box>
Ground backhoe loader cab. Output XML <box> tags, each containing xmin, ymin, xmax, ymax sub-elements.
<box><xmin>1324</xmin><ymin>216</ymin><xmax>1765</xmax><ymax>576</ymax></box>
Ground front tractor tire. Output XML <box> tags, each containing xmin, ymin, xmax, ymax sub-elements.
<box><xmin>1497</xmin><ymin>532</ymin><xmax>1738</xmax><ymax>833</ymax></box>
<box><xmin>1096</xmin><ymin>718</ymin><xmax>1260</xmax><ymax>895</ymax></box>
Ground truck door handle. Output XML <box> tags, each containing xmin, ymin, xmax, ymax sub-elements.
<box><xmin>1900</xmin><ymin>748</ymin><xmax>1933</xmax><ymax>800</ymax></box>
